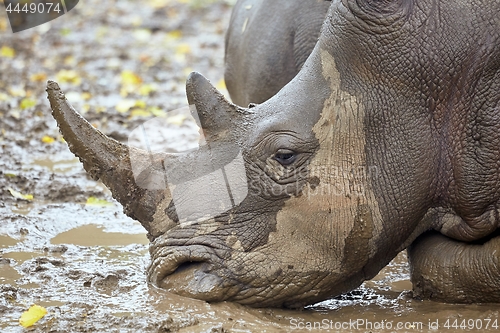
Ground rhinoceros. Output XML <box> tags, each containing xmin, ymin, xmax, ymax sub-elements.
<box><xmin>47</xmin><ymin>0</ymin><xmax>500</xmax><ymax>308</ymax></box>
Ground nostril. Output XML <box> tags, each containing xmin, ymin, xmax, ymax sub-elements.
<box><xmin>159</xmin><ymin>260</ymin><xmax>208</xmax><ymax>290</ymax></box>
<box><xmin>173</xmin><ymin>261</ymin><xmax>204</xmax><ymax>275</ymax></box>
<box><xmin>164</xmin><ymin>259</ymin><xmax>211</xmax><ymax>281</ymax></box>
<box><xmin>159</xmin><ymin>258</ymin><xmax>225</xmax><ymax>300</ymax></box>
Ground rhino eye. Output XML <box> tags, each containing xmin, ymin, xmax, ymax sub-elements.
<box><xmin>274</xmin><ymin>149</ymin><xmax>297</xmax><ymax>165</ymax></box>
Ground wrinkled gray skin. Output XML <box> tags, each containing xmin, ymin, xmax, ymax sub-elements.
<box><xmin>47</xmin><ymin>0</ymin><xmax>500</xmax><ymax>308</ymax></box>
<box><xmin>224</xmin><ymin>0</ymin><xmax>331</xmax><ymax>106</ymax></box>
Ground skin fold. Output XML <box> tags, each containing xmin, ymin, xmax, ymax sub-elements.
<box><xmin>47</xmin><ymin>0</ymin><xmax>500</xmax><ymax>307</ymax></box>
<box><xmin>409</xmin><ymin>230</ymin><xmax>500</xmax><ymax>303</ymax></box>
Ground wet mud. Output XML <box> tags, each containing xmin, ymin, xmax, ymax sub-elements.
<box><xmin>1</xmin><ymin>0</ymin><xmax>500</xmax><ymax>332</ymax></box>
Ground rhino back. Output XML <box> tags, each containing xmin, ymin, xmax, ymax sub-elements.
<box><xmin>224</xmin><ymin>0</ymin><xmax>331</xmax><ymax>106</ymax></box>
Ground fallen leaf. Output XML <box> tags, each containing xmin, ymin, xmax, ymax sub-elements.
<box><xmin>86</xmin><ymin>196</ymin><xmax>113</xmax><ymax>206</ymax></box>
<box><xmin>166</xmin><ymin>30</ymin><xmax>182</xmax><ymax>40</ymax></box>
<box><xmin>130</xmin><ymin>108</ymin><xmax>152</xmax><ymax>117</ymax></box>
<box><xmin>150</xmin><ymin>106</ymin><xmax>166</xmax><ymax>117</ymax></box>
<box><xmin>8</xmin><ymin>188</ymin><xmax>33</xmax><ymax>201</ymax></box>
<box><xmin>183</xmin><ymin>67</ymin><xmax>194</xmax><ymax>77</ymax></box>
<box><xmin>41</xmin><ymin>135</ymin><xmax>55</xmax><ymax>144</ymax></box>
<box><xmin>19</xmin><ymin>305</ymin><xmax>47</xmax><ymax>328</ymax></box>
<box><xmin>60</xmin><ymin>28</ymin><xmax>72</xmax><ymax>36</ymax></box>
<box><xmin>81</xmin><ymin>92</ymin><xmax>92</xmax><ymax>100</ymax></box>
<box><xmin>64</xmin><ymin>55</ymin><xmax>76</xmax><ymax>66</ymax></box>
<box><xmin>20</xmin><ymin>98</ymin><xmax>36</xmax><ymax>110</ymax></box>
<box><xmin>166</xmin><ymin>114</ymin><xmax>187</xmax><ymax>126</ymax></box>
<box><xmin>216</xmin><ymin>78</ymin><xmax>226</xmax><ymax>91</ymax></box>
<box><xmin>56</xmin><ymin>69</ymin><xmax>82</xmax><ymax>85</ymax></box>
<box><xmin>121</xmin><ymin>70</ymin><xmax>142</xmax><ymax>86</ymax></box>
<box><xmin>139</xmin><ymin>83</ymin><xmax>158</xmax><ymax>96</ymax></box>
<box><xmin>115</xmin><ymin>99</ymin><xmax>136</xmax><ymax>113</ymax></box>
<box><xmin>150</xmin><ymin>0</ymin><xmax>172</xmax><ymax>9</ymax></box>
<box><xmin>30</xmin><ymin>73</ymin><xmax>47</xmax><ymax>82</ymax></box>
<box><xmin>134</xmin><ymin>100</ymin><xmax>146</xmax><ymax>108</ymax></box>
<box><xmin>175</xmin><ymin>43</ymin><xmax>191</xmax><ymax>55</ymax></box>
<box><xmin>116</xmin><ymin>99</ymin><xmax>146</xmax><ymax>113</ymax></box>
<box><xmin>0</xmin><ymin>46</ymin><xmax>15</xmax><ymax>58</ymax></box>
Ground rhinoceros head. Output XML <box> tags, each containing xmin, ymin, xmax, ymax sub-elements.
<box><xmin>44</xmin><ymin>4</ymin><xmax>408</xmax><ymax>308</ymax></box>
<box><xmin>47</xmin><ymin>49</ymin><xmax>388</xmax><ymax>307</ymax></box>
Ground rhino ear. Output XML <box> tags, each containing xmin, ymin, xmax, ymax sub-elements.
<box><xmin>186</xmin><ymin>72</ymin><xmax>245</xmax><ymax>142</ymax></box>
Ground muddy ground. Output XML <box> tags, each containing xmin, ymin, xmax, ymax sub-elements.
<box><xmin>1</xmin><ymin>0</ymin><xmax>500</xmax><ymax>332</ymax></box>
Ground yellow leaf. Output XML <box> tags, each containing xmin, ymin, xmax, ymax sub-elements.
<box><xmin>183</xmin><ymin>67</ymin><xmax>194</xmax><ymax>77</ymax></box>
<box><xmin>138</xmin><ymin>83</ymin><xmax>157</xmax><ymax>96</ymax></box>
<box><xmin>8</xmin><ymin>188</ymin><xmax>33</xmax><ymax>201</ymax></box>
<box><xmin>30</xmin><ymin>73</ymin><xmax>47</xmax><ymax>82</ymax></box>
<box><xmin>134</xmin><ymin>100</ymin><xmax>146</xmax><ymax>108</ymax></box>
<box><xmin>81</xmin><ymin>92</ymin><xmax>92</xmax><ymax>100</ymax></box>
<box><xmin>120</xmin><ymin>70</ymin><xmax>142</xmax><ymax>86</ymax></box>
<box><xmin>56</xmin><ymin>69</ymin><xmax>81</xmax><ymax>85</ymax></box>
<box><xmin>41</xmin><ymin>135</ymin><xmax>55</xmax><ymax>144</ymax></box>
<box><xmin>149</xmin><ymin>106</ymin><xmax>166</xmax><ymax>117</ymax></box>
<box><xmin>19</xmin><ymin>304</ymin><xmax>47</xmax><ymax>328</ymax></box>
<box><xmin>0</xmin><ymin>92</ymin><xmax>10</xmax><ymax>101</ymax></box>
<box><xmin>166</xmin><ymin>30</ymin><xmax>182</xmax><ymax>39</ymax></box>
<box><xmin>20</xmin><ymin>98</ymin><xmax>36</xmax><ymax>110</ymax></box>
<box><xmin>150</xmin><ymin>0</ymin><xmax>171</xmax><ymax>9</ymax></box>
<box><xmin>86</xmin><ymin>196</ymin><xmax>113</xmax><ymax>206</ymax></box>
<box><xmin>166</xmin><ymin>114</ymin><xmax>187</xmax><ymax>126</ymax></box>
<box><xmin>60</xmin><ymin>28</ymin><xmax>71</xmax><ymax>36</ymax></box>
<box><xmin>216</xmin><ymin>79</ymin><xmax>226</xmax><ymax>91</ymax></box>
<box><xmin>115</xmin><ymin>99</ymin><xmax>136</xmax><ymax>113</ymax></box>
<box><xmin>0</xmin><ymin>46</ymin><xmax>15</xmax><ymax>58</ymax></box>
<box><xmin>175</xmin><ymin>43</ymin><xmax>191</xmax><ymax>55</ymax></box>
<box><xmin>130</xmin><ymin>108</ymin><xmax>151</xmax><ymax>117</ymax></box>
<box><xmin>64</xmin><ymin>55</ymin><xmax>76</xmax><ymax>66</ymax></box>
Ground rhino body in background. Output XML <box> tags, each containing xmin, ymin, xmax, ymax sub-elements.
<box><xmin>224</xmin><ymin>0</ymin><xmax>330</xmax><ymax>106</ymax></box>
<box><xmin>47</xmin><ymin>0</ymin><xmax>500</xmax><ymax>307</ymax></box>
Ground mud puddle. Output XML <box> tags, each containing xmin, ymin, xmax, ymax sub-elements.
<box><xmin>2</xmin><ymin>208</ymin><xmax>500</xmax><ymax>333</ymax></box>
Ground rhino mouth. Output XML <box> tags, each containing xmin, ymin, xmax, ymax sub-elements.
<box><xmin>148</xmin><ymin>244</ymin><xmax>239</xmax><ymax>301</ymax></box>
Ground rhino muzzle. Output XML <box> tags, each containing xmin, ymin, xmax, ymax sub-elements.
<box><xmin>148</xmin><ymin>243</ymin><xmax>235</xmax><ymax>302</ymax></box>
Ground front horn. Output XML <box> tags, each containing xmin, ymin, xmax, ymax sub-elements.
<box><xmin>46</xmin><ymin>81</ymin><xmax>171</xmax><ymax>239</ymax></box>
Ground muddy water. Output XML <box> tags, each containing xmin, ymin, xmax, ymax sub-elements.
<box><xmin>2</xmin><ymin>158</ymin><xmax>500</xmax><ymax>332</ymax></box>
